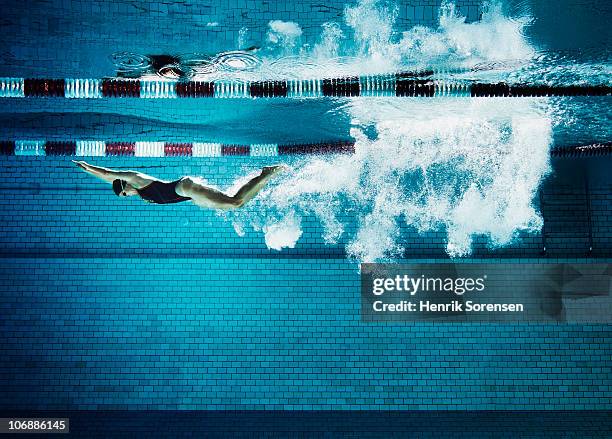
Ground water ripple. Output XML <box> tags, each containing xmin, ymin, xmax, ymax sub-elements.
<box><xmin>212</xmin><ymin>51</ymin><xmax>262</xmax><ymax>72</ymax></box>
<box><xmin>110</xmin><ymin>51</ymin><xmax>151</xmax><ymax>75</ymax></box>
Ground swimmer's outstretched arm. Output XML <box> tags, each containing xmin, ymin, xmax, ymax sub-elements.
<box><xmin>72</xmin><ymin>160</ymin><xmax>156</xmax><ymax>188</ymax></box>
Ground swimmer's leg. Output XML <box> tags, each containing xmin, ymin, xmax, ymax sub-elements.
<box><xmin>176</xmin><ymin>165</ymin><xmax>285</xmax><ymax>210</ymax></box>
<box><xmin>176</xmin><ymin>178</ymin><xmax>237</xmax><ymax>209</ymax></box>
<box><xmin>232</xmin><ymin>165</ymin><xmax>286</xmax><ymax>207</ymax></box>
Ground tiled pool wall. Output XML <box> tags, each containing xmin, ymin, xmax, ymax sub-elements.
<box><xmin>0</xmin><ymin>98</ymin><xmax>352</xmax><ymax>145</ymax></box>
<box><xmin>0</xmin><ymin>152</ymin><xmax>610</xmax><ymax>411</ymax></box>
<box><xmin>3</xmin><ymin>98</ymin><xmax>607</xmax><ymax>147</ymax></box>
<box><xmin>1</xmin><ymin>0</ymin><xmax>611</xmax><ymax>415</ymax></box>
<box><xmin>0</xmin><ymin>155</ymin><xmax>609</xmax><ymax>259</ymax></box>
<box><xmin>2</xmin><ymin>256</ymin><xmax>611</xmax><ymax>410</ymax></box>
<box><xmin>0</xmin><ymin>0</ymin><xmax>482</xmax><ymax>77</ymax></box>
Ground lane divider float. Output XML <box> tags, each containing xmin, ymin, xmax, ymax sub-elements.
<box><xmin>1</xmin><ymin>74</ymin><xmax>609</xmax><ymax>99</ymax></box>
<box><xmin>0</xmin><ymin>140</ymin><xmax>355</xmax><ymax>157</ymax></box>
<box><xmin>550</xmin><ymin>142</ymin><xmax>612</xmax><ymax>158</ymax></box>
<box><xmin>0</xmin><ymin>140</ymin><xmax>609</xmax><ymax>158</ymax></box>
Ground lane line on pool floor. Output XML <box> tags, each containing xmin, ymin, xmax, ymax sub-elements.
<box><xmin>0</xmin><ymin>75</ymin><xmax>610</xmax><ymax>98</ymax></box>
<box><xmin>0</xmin><ymin>140</ymin><xmax>609</xmax><ymax>157</ymax></box>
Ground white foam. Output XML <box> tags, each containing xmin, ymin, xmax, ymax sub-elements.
<box><xmin>229</xmin><ymin>98</ymin><xmax>551</xmax><ymax>261</ymax></box>
<box><xmin>263</xmin><ymin>213</ymin><xmax>303</xmax><ymax>251</ymax></box>
<box><xmin>217</xmin><ymin>1</ymin><xmax>552</xmax><ymax>261</ymax></box>
<box><xmin>267</xmin><ymin>20</ymin><xmax>303</xmax><ymax>47</ymax></box>
<box><xmin>253</xmin><ymin>0</ymin><xmax>535</xmax><ymax>79</ymax></box>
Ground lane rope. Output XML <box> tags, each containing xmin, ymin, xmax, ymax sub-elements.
<box><xmin>1</xmin><ymin>74</ymin><xmax>610</xmax><ymax>99</ymax></box>
<box><xmin>0</xmin><ymin>140</ymin><xmax>355</xmax><ymax>156</ymax></box>
<box><xmin>0</xmin><ymin>139</ymin><xmax>609</xmax><ymax>157</ymax></box>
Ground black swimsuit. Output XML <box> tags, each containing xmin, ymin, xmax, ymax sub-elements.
<box><xmin>136</xmin><ymin>179</ymin><xmax>191</xmax><ymax>204</ymax></box>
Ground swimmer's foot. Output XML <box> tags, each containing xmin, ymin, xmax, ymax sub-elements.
<box><xmin>262</xmin><ymin>165</ymin><xmax>288</xmax><ymax>177</ymax></box>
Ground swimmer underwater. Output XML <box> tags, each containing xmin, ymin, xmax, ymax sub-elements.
<box><xmin>73</xmin><ymin>160</ymin><xmax>285</xmax><ymax>209</ymax></box>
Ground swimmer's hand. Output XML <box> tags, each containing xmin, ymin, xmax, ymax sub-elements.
<box><xmin>72</xmin><ymin>160</ymin><xmax>88</xmax><ymax>170</ymax></box>
<box><xmin>262</xmin><ymin>164</ymin><xmax>288</xmax><ymax>177</ymax></box>
<box><xmin>72</xmin><ymin>161</ymin><xmax>97</xmax><ymax>175</ymax></box>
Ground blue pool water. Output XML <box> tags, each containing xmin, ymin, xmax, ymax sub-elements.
<box><xmin>0</xmin><ymin>0</ymin><xmax>611</xmax><ymax>418</ymax></box>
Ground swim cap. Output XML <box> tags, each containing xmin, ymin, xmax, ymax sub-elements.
<box><xmin>112</xmin><ymin>179</ymin><xmax>126</xmax><ymax>196</ymax></box>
